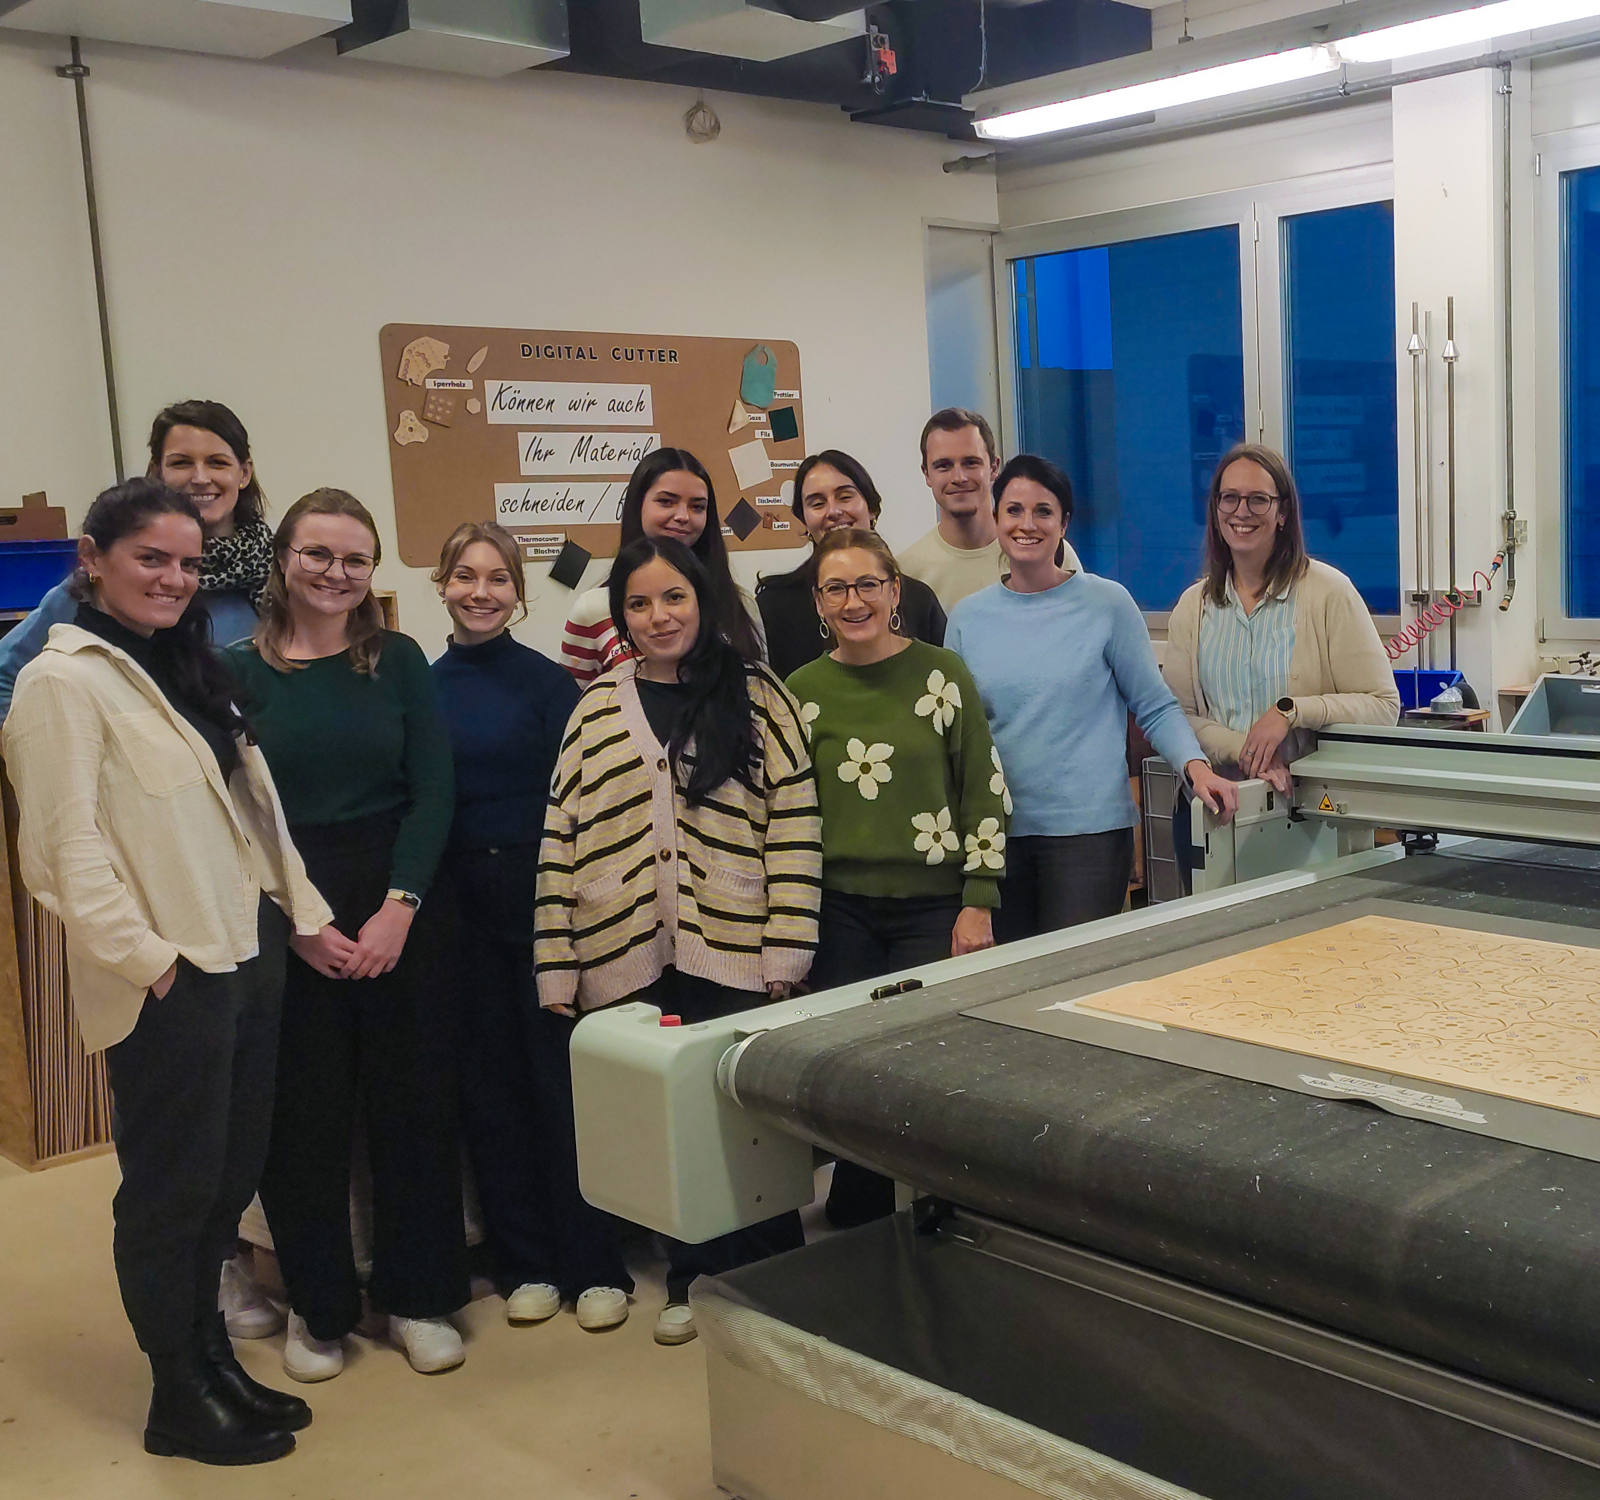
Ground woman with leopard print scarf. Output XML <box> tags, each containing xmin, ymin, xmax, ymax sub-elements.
<box><xmin>0</xmin><ymin>399</ymin><xmax>272</xmax><ymax>722</ymax></box>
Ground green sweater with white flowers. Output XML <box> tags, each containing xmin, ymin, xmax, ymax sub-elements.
<box><xmin>786</xmin><ymin>640</ymin><xmax>1008</xmax><ymax>908</ymax></box>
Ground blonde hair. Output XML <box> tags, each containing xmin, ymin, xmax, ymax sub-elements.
<box><xmin>431</xmin><ymin>522</ymin><xmax>527</xmax><ymax>627</ymax></box>
<box><xmin>254</xmin><ymin>488</ymin><xmax>385</xmax><ymax>675</ymax></box>
<box><xmin>811</xmin><ymin>526</ymin><xmax>901</xmax><ymax>581</ymax></box>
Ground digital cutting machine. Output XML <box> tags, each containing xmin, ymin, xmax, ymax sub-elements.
<box><xmin>570</xmin><ymin>726</ymin><xmax>1600</xmax><ymax>1500</ymax></box>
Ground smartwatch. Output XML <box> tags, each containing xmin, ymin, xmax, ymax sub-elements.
<box><xmin>386</xmin><ymin>888</ymin><xmax>422</xmax><ymax>911</ymax></box>
<box><xmin>1275</xmin><ymin>696</ymin><xmax>1299</xmax><ymax>729</ymax></box>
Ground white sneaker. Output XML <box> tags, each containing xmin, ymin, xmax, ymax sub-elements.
<box><xmin>505</xmin><ymin>1282</ymin><xmax>561</xmax><ymax>1325</ymax></box>
<box><xmin>219</xmin><ymin>1254</ymin><xmax>283</xmax><ymax>1339</ymax></box>
<box><xmin>283</xmin><ymin>1311</ymin><xmax>344</xmax><ymax>1382</ymax></box>
<box><xmin>389</xmin><ymin>1315</ymin><xmax>465</xmax><ymax>1374</ymax></box>
<box><xmin>574</xmin><ymin>1286</ymin><xmax>629</xmax><ymax>1331</ymax></box>
<box><xmin>654</xmin><ymin>1302</ymin><xmax>698</xmax><ymax>1346</ymax></box>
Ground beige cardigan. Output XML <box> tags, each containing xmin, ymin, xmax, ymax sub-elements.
<box><xmin>3</xmin><ymin>625</ymin><xmax>332</xmax><ymax>1053</ymax></box>
<box><xmin>1165</xmin><ymin>559</ymin><xmax>1400</xmax><ymax>768</ymax></box>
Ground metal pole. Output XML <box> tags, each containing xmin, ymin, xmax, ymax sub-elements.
<box><xmin>1499</xmin><ymin>62</ymin><xmax>1517</xmax><ymax>609</ymax></box>
<box><xmin>1407</xmin><ymin>304</ymin><xmax>1424</xmax><ymax>698</ymax></box>
<box><xmin>57</xmin><ymin>37</ymin><xmax>124</xmax><ymax>482</ymax></box>
<box><xmin>1443</xmin><ymin>296</ymin><xmax>1459</xmax><ymax>667</ymax></box>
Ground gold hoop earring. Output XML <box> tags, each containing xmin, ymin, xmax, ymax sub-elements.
<box><xmin>890</xmin><ymin>608</ymin><xmax>903</xmax><ymax>632</ymax></box>
<box><xmin>817</xmin><ymin>619</ymin><xmax>830</xmax><ymax>641</ymax></box>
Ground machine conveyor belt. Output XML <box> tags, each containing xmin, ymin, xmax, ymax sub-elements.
<box><xmin>729</xmin><ymin>842</ymin><xmax>1600</xmax><ymax>1421</ymax></box>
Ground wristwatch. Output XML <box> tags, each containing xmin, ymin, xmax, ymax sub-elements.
<box><xmin>385</xmin><ymin>888</ymin><xmax>422</xmax><ymax>911</ymax></box>
<box><xmin>1275</xmin><ymin>696</ymin><xmax>1299</xmax><ymax>728</ymax></box>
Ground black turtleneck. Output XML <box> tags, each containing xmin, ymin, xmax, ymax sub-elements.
<box><xmin>74</xmin><ymin>603</ymin><xmax>240</xmax><ymax>782</ymax></box>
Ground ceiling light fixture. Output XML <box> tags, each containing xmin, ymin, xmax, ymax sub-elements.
<box><xmin>973</xmin><ymin>44</ymin><xmax>1339</xmax><ymax>140</ymax></box>
<box><xmin>1334</xmin><ymin>0</ymin><xmax>1600</xmax><ymax>60</ymax></box>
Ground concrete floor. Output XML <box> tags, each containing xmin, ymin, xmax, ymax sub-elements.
<box><xmin>0</xmin><ymin>1149</ymin><xmax>757</xmax><ymax>1499</ymax></box>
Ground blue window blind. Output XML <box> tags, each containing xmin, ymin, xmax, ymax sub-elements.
<box><xmin>1012</xmin><ymin>225</ymin><xmax>1246</xmax><ymax>612</ymax></box>
<box><xmin>1282</xmin><ymin>200</ymin><xmax>1400</xmax><ymax>613</ymax></box>
<box><xmin>1565</xmin><ymin>164</ymin><xmax>1600</xmax><ymax>618</ymax></box>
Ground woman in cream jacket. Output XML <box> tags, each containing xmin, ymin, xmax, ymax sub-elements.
<box><xmin>1166</xmin><ymin>443</ymin><xmax>1399</xmax><ymax>795</ymax></box>
<box><xmin>4</xmin><ymin>478</ymin><xmax>335</xmax><ymax>1468</ymax></box>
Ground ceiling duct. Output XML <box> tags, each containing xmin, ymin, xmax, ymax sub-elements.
<box><xmin>0</xmin><ymin>0</ymin><xmax>350</xmax><ymax>56</ymax></box>
<box><xmin>337</xmin><ymin>0</ymin><xmax>569</xmax><ymax>73</ymax></box>
<box><xmin>636</xmin><ymin>0</ymin><xmax>864</xmax><ymax>63</ymax></box>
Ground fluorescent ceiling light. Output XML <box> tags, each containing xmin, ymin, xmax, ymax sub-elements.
<box><xmin>974</xmin><ymin>45</ymin><xmax>1338</xmax><ymax>141</ymax></box>
<box><xmin>1335</xmin><ymin>0</ymin><xmax>1600</xmax><ymax>60</ymax></box>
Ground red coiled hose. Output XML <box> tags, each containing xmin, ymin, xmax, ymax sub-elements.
<box><xmin>1385</xmin><ymin>556</ymin><xmax>1506</xmax><ymax>662</ymax></box>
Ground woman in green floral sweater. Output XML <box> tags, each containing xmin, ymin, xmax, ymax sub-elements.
<box><xmin>786</xmin><ymin>527</ymin><xmax>1007</xmax><ymax>1227</ymax></box>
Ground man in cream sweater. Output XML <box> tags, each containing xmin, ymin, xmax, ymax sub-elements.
<box><xmin>899</xmin><ymin>408</ymin><xmax>1080</xmax><ymax>611</ymax></box>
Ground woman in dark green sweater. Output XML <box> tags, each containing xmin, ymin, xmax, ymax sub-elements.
<box><xmin>786</xmin><ymin>527</ymin><xmax>1008</xmax><ymax>1227</ymax></box>
<box><xmin>230</xmin><ymin>489</ymin><xmax>468</xmax><ymax>1385</ymax></box>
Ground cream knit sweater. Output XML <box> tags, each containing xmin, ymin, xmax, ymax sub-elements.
<box><xmin>1165</xmin><ymin>559</ymin><xmax>1400</xmax><ymax>768</ymax></box>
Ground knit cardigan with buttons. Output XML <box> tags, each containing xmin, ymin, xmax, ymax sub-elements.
<box><xmin>534</xmin><ymin>658</ymin><xmax>821</xmax><ymax>1013</ymax></box>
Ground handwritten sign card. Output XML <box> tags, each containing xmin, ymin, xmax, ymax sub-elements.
<box><xmin>380</xmin><ymin>324</ymin><xmax>806</xmax><ymax>566</ymax></box>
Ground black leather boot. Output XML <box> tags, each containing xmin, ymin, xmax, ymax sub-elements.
<box><xmin>197</xmin><ymin>1311</ymin><xmax>313</xmax><ymax>1432</ymax></box>
<box><xmin>145</xmin><ymin>1346</ymin><xmax>295</xmax><ymax>1465</ymax></box>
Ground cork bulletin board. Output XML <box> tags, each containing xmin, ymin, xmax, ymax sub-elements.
<box><xmin>379</xmin><ymin>324</ymin><xmax>808</xmax><ymax>567</ymax></box>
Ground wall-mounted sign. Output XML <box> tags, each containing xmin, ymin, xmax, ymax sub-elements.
<box><xmin>379</xmin><ymin>324</ymin><xmax>806</xmax><ymax>564</ymax></box>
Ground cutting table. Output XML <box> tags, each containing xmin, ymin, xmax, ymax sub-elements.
<box><xmin>570</xmin><ymin>729</ymin><xmax>1600</xmax><ymax>1500</ymax></box>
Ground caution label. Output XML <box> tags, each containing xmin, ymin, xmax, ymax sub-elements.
<box><xmin>1318</xmin><ymin>794</ymin><xmax>1335</xmax><ymax>813</ymax></box>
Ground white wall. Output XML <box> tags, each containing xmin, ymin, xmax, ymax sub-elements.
<box><xmin>0</xmin><ymin>29</ymin><xmax>996</xmax><ymax>651</ymax></box>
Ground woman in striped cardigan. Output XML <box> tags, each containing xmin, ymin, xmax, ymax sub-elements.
<box><xmin>535</xmin><ymin>535</ymin><xmax>820</xmax><ymax>1347</ymax></box>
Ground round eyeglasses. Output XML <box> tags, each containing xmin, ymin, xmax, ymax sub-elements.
<box><xmin>290</xmin><ymin>544</ymin><xmax>376</xmax><ymax>581</ymax></box>
<box><xmin>1216</xmin><ymin>490</ymin><xmax>1279</xmax><ymax>516</ymax></box>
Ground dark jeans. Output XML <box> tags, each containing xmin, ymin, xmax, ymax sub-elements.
<box><xmin>444</xmin><ymin>850</ymin><xmax>632</xmax><ymax>1298</ymax></box>
<box><xmin>645</xmin><ymin>966</ymin><xmax>805</xmax><ymax>1303</ymax></box>
<box><xmin>104</xmin><ymin>898</ymin><xmax>285</xmax><ymax>1356</ymax></box>
<box><xmin>807</xmin><ymin>889</ymin><xmax>962</xmax><ymax>1228</ymax></box>
<box><xmin>994</xmin><ymin>829</ymin><xmax>1135</xmax><ymax>944</ymax></box>
<box><xmin>259</xmin><ymin>816</ymin><xmax>469</xmax><ymax>1341</ymax></box>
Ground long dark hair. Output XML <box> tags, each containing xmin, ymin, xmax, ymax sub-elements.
<box><xmin>609</xmin><ymin>536</ymin><xmax>759</xmax><ymax>807</ymax></box>
<box><xmin>994</xmin><ymin>453</ymin><xmax>1073</xmax><ymax>568</ymax></box>
<box><xmin>147</xmin><ymin>399</ymin><xmax>266</xmax><ymax>528</ymax></box>
<box><xmin>71</xmin><ymin>477</ymin><xmax>250</xmax><ymax>742</ymax></box>
<box><xmin>617</xmin><ymin>447</ymin><xmax>762</xmax><ymax>662</ymax></box>
<box><xmin>1202</xmin><ymin>443</ymin><xmax>1310</xmax><ymax>607</ymax></box>
<box><xmin>789</xmin><ymin>449</ymin><xmax>884</xmax><ymax>524</ymax></box>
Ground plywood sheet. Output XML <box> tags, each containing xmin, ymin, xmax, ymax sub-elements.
<box><xmin>1081</xmin><ymin>915</ymin><xmax>1600</xmax><ymax>1118</ymax></box>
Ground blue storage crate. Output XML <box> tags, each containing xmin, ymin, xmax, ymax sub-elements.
<box><xmin>0</xmin><ymin>540</ymin><xmax>78</xmax><ymax>612</ymax></box>
<box><xmin>1394</xmin><ymin>668</ymin><xmax>1465</xmax><ymax>712</ymax></box>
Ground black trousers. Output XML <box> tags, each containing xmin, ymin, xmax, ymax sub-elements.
<box><xmin>103</xmin><ymin>897</ymin><xmax>286</xmax><ymax>1356</ymax></box>
<box><xmin>259</xmin><ymin>816</ymin><xmax>469</xmax><ymax>1341</ymax></box>
<box><xmin>806</xmin><ymin>889</ymin><xmax>962</xmax><ymax>1229</ymax></box>
<box><xmin>994</xmin><ymin>829</ymin><xmax>1135</xmax><ymax>944</ymax></box>
<box><xmin>443</xmin><ymin>849</ymin><xmax>632</xmax><ymax>1299</ymax></box>
<box><xmin>645</xmin><ymin>966</ymin><xmax>805</xmax><ymax>1304</ymax></box>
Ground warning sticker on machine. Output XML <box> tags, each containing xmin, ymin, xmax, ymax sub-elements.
<box><xmin>1297</xmin><ymin>1071</ymin><xmax>1488</xmax><ymax>1123</ymax></box>
<box><xmin>1318</xmin><ymin>794</ymin><xmax>1335</xmax><ymax>812</ymax></box>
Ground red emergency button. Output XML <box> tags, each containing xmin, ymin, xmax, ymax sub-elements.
<box><xmin>660</xmin><ymin>1015</ymin><xmax>682</xmax><ymax>1027</ymax></box>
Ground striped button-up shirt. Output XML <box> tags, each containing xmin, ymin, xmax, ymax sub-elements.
<box><xmin>1195</xmin><ymin>578</ymin><xmax>1297</xmax><ymax>734</ymax></box>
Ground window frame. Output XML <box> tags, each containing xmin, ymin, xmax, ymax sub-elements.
<box><xmin>993</xmin><ymin>166</ymin><xmax>1397</xmax><ymax>630</ymax></box>
<box><xmin>1534</xmin><ymin>123</ymin><xmax>1600</xmax><ymax>640</ymax></box>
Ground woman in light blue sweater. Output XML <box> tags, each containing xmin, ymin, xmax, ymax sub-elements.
<box><xmin>946</xmin><ymin>455</ymin><xmax>1236</xmax><ymax>939</ymax></box>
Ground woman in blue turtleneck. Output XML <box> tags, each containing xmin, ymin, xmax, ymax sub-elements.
<box><xmin>430</xmin><ymin>524</ymin><xmax>634</xmax><ymax>1334</ymax></box>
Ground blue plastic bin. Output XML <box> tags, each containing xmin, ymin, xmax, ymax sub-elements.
<box><xmin>0</xmin><ymin>540</ymin><xmax>79</xmax><ymax>612</ymax></box>
<box><xmin>1393</xmin><ymin>668</ymin><xmax>1465</xmax><ymax>712</ymax></box>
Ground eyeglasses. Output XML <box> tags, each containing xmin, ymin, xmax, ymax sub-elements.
<box><xmin>290</xmin><ymin>544</ymin><xmax>376</xmax><ymax>580</ymax></box>
<box><xmin>817</xmin><ymin>576</ymin><xmax>890</xmax><ymax>604</ymax></box>
<box><xmin>1216</xmin><ymin>490</ymin><xmax>1279</xmax><ymax>516</ymax></box>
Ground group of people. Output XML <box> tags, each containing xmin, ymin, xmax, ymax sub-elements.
<box><xmin>0</xmin><ymin>398</ymin><xmax>1399</xmax><ymax>1469</ymax></box>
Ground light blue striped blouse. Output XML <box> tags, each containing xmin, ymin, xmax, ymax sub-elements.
<box><xmin>1195</xmin><ymin>579</ymin><xmax>1297</xmax><ymax>735</ymax></box>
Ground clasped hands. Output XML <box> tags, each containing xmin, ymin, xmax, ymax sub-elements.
<box><xmin>290</xmin><ymin>899</ymin><xmax>415</xmax><ymax>980</ymax></box>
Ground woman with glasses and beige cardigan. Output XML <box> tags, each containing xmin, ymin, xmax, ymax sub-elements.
<box><xmin>1165</xmin><ymin>444</ymin><xmax>1399</xmax><ymax>882</ymax></box>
